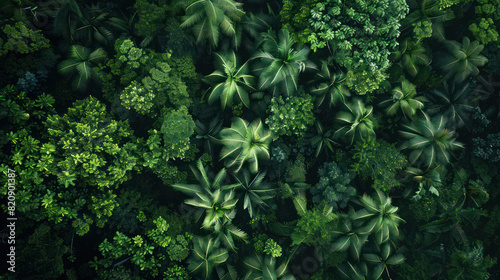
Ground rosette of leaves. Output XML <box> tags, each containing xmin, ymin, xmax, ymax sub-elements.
<box><xmin>58</xmin><ymin>45</ymin><xmax>107</xmax><ymax>91</ymax></box>
<box><xmin>334</xmin><ymin>98</ymin><xmax>376</xmax><ymax>146</ymax></box>
<box><xmin>392</xmin><ymin>39</ymin><xmax>432</xmax><ymax>78</ymax></box>
<box><xmin>205</xmin><ymin>51</ymin><xmax>255</xmax><ymax>109</ymax></box>
<box><xmin>437</xmin><ymin>37</ymin><xmax>488</xmax><ymax>83</ymax></box>
<box><xmin>219</xmin><ymin>118</ymin><xmax>272</xmax><ymax>173</ymax></box>
<box><xmin>310</xmin><ymin>161</ymin><xmax>356</xmax><ymax>211</ymax></box>
<box><xmin>120</xmin><ymin>81</ymin><xmax>155</xmax><ymax>114</ymax></box>
<box><xmin>400</xmin><ymin>113</ymin><xmax>464</xmax><ymax>168</ymax></box>
<box><xmin>252</xmin><ymin>29</ymin><xmax>316</xmax><ymax>96</ymax></box>
<box><xmin>187</xmin><ymin>236</ymin><xmax>229</xmax><ymax>279</ymax></box>
<box><xmin>425</xmin><ymin>80</ymin><xmax>474</xmax><ymax>129</ymax></box>
<box><xmin>310</xmin><ymin>61</ymin><xmax>351</xmax><ymax>107</ymax></box>
<box><xmin>265</xmin><ymin>94</ymin><xmax>315</xmax><ymax>138</ymax></box>
<box><xmin>379</xmin><ymin>79</ymin><xmax>426</xmax><ymax>119</ymax></box>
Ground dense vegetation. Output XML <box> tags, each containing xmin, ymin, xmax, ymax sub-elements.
<box><xmin>1</xmin><ymin>0</ymin><xmax>500</xmax><ymax>279</ymax></box>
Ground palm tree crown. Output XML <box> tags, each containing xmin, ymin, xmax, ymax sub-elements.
<box><xmin>219</xmin><ymin>118</ymin><xmax>272</xmax><ymax>173</ymax></box>
<box><xmin>205</xmin><ymin>51</ymin><xmax>256</xmax><ymax>109</ymax></box>
<box><xmin>252</xmin><ymin>29</ymin><xmax>316</xmax><ymax>96</ymax></box>
<box><xmin>400</xmin><ymin>113</ymin><xmax>464</xmax><ymax>168</ymax></box>
<box><xmin>180</xmin><ymin>0</ymin><xmax>244</xmax><ymax>47</ymax></box>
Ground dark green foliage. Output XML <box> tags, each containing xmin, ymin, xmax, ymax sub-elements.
<box><xmin>448</xmin><ymin>244</ymin><xmax>496</xmax><ymax>280</ymax></box>
<box><xmin>58</xmin><ymin>45</ymin><xmax>107</xmax><ymax>92</ymax></box>
<box><xmin>311</xmin><ymin>61</ymin><xmax>351</xmax><ymax>107</ymax></box>
<box><xmin>134</xmin><ymin>0</ymin><xmax>168</xmax><ymax>38</ymax></box>
<box><xmin>310</xmin><ymin>161</ymin><xmax>356</xmax><ymax>211</ymax></box>
<box><xmin>379</xmin><ymin>79</ymin><xmax>425</xmax><ymax>119</ymax></box>
<box><xmin>334</xmin><ymin>98</ymin><xmax>375</xmax><ymax>146</ymax></box>
<box><xmin>187</xmin><ymin>236</ymin><xmax>229</xmax><ymax>280</ymax></box>
<box><xmin>400</xmin><ymin>113</ymin><xmax>464</xmax><ymax>168</ymax></box>
<box><xmin>160</xmin><ymin>106</ymin><xmax>196</xmax><ymax>159</ymax></box>
<box><xmin>265</xmin><ymin>94</ymin><xmax>315</xmax><ymax>138</ymax></box>
<box><xmin>437</xmin><ymin>37</ymin><xmax>488</xmax><ymax>83</ymax></box>
<box><xmin>279</xmin><ymin>0</ymin><xmax>317</xmax><ymax>44</ymax></box>
<box><xmin>351</xmin><ymin>137</ymin><xmax>407</xmax><ymax>191</ymax></box>
<box><xmin>425</xmin><ymin>80</ymin><xmax>475</xmax><ymax>129</ymax></box>
<box><xmin>242</xmin><ymin>253</ymin><xmax>294</xmax><ymax>280</ymax></box>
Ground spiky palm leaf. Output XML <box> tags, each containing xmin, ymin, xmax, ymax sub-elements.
<box><xmin>219</xmin><ymin>118</ymin><xmax>272</xmax><ymax>174</ymax></box>
<box><xmin>205</xmin><ymin>51</ymin><xmax>256</xmax><ymax>109</ymax></box>
<box><xmin>379</xmin><ymin>79</ymin><xmax>426</xmax><ymax>119</ymax></box>
<box><xmin>225</xmin><ymin>169</ymin><xmax>276</xmax><ymax>218</ymax></box>
<box><xmin>425</xmin><ymin>80</ymin><xmax>475</xmax><ymax>129</ymax></box>
<box><xmin>58</xmin><ymin>45</ymin><xmax>107</xmax><ymax>91</ymax></box>
<box><xmin>393</xmin><ymin>39</ymin><xmax>431</xmax><ymax>77</ymax></box>
<box><xmin>188</xmin><ymin>236</ymin><xmax>229</xmax><ymax>280</ymax></box>
<box><xmin>180</xmin><ymin>0</ymin><xmax>244</xmax><ymax>47</ymax></box>
<box><xmin>311</xmin><ymin>61</ymin><xmax>351</xmax><ymax>107</ymax></box>
<box><xmin>172</xmin><ymin>159</ymin><xmax>240</xmax><ymax>230</ymax></box>
<box><xmin>351</xmin><ymin>190</ymin><xmax>405</xmax><ymax>245</ymax></box>
<box><xmin>331</xmin><ymin>213</ymin><xmax>369</xmax><ymax>261</ymax></box>
<box><xmin>252</xmin><ymin>29</ymin><xmax>316</xmax><ymax>96</ymax></box>
<box><xmin>242</xmin><ymin>253</ymin><xmax>294</xmax><ymax>280</ymax></box>
<box><xmin>400</xmin><ymin>113</ymin><xmax>464</xmax><ymax>168</ymax></box>
<box><xmin>362</xmin><ymin>242</ymin><xmax>405</xmax><ymax>280</ymax></box>
<box><xmin>309</xmin><ymin>121</ymin><xmax>339</xmax><ymax>157</ymax></box>
<box><xmin>438</xmin><ymin>37</ymin><xmax>488</xmax><ymax>83</ymax></box>
<box><xmin>334</xmin><ymin>99</ymin><xmax>375</xmax><ymax>146</ymax></box>
<box><xmin>195</xmin><ymin>116</ymin><xmax>223</xmax><ymax>156</ymax></box>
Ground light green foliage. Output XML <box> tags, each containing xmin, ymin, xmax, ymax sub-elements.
<box><xmin>45</xmin><ymin>96</ymin><xmax>138</xmax><ymax>188</ymax></box>
<box><xmin>334</xmin><ymin>98</ymin><xmax>375</xmax><ymax>146</ymax></box>
<box><xmin>310</xmin><ymin>161</ymin><xmax>356</xmax><ymax>211</ymax></box>
<box><xmin>0</xmin><ymin>21</ymin><xmax>50</xmax><ymax>56</ymax></box>
<box><xmin>160</xmin><ymin>106</ymin><xmax>195</xmax><ymax>159</ymax></box>
<box><xmin>279</xmin><ymin>0</ymin><xmax>318</xmax><ymax>43</ymax></box>
<box><xmin>413</xmin><ymin>20</ymin><xmax>433</xmax><ymax>41</ymax></box>
<box><xmin>58</xmin><ymin>45</ymin><xmax>107</xmax><ymax>92</ymax></box>
<box><xmin>265</xmin><ymin>94</ymin><xmax>315</xmax><ymax>138</ymax></box>
<box><xmin>219</xmin><ymin>118</ymin><xmax>272</xmax><ymax>173</ymax></box>
<box><xmin>291</xmin><ymin>204</ymin><xmax>339</xmax><ymax>246</ymax></box>
<box><xmin>92</xmin><ymin>216</ymin><xmax>190</xmax><ymax>279</ymax></box>
<box><xmin>254</xmin><ymin>234</ymin><xmax>282</xmax><ymax>258</ymax></box>
<box><xmin>438</xmin><ymin>37</ymin><xmax>488</xmax><ymax>83</ymax></box>
<box><xmin>351</xmin><ymin>137</ymin><xmax>407</xmax><ymax>191</ymax></box>
<box><xmin>308</xmin><ymin>0</ymin><xmax>408</xmax><ymax>78</ymax></box>
<box><xmin>469</xmin><ymin>18</ymin><xmax>499</xmax><ymax>45</ymax></box>
<box><xmin>379</xmin><ymin>79</ymin><xmax>425</xmax><ymax>119</ymax></box>
<box><xmin>180</xmin><ymin>0</ymin><xmax>244</xmax><ymax>47</ymax></box>
<box><xmin>120</xmin><ymin>81</ymin><xmax>155</xmax><ymax>114</ymax></box>
<box><xmin>167</xmin><ymin>234</ymin><xmax>192</xmax><ymax>262</ymax></box>
<box><xmin>475</xmin><ymin>0</ymin><xmax>500</xmax><ymax>20</ymax></box>
<box><xmin>164</xmin><ymin>265</ymin><xmax>191</xmax><ymax>280</ymax></box>
<box><xmin>101</xmin><ymin>39</ymin><xmax>192</xmax><ymax>114</ymax></box>
<box><xmin>439</xmin><ymin>0</ymin><xmax>471</xmax><ymax>9</ymax></box>
<box><xmin>400</xmin><ymin>113</ymin><xmax>464</xmax><ymax>168</ymax></box>
<box><xmin>134</xmin><ymin>0</ymin><xmax>168</xmax><ymax>37</ymax></box>
<box><xmin>253</xmin><ymin>29</ymin><xmax>316</xmax><ymax>96</ymax></box>
<box><xmin>205</xmin><ymin>51</ymin><xmax>255</xmax><ymax>109</ymax></box>
<box><xmin>345</xmin><ymin>69</ymin><xmax>388</xmax><ymax>95</ymax></box>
